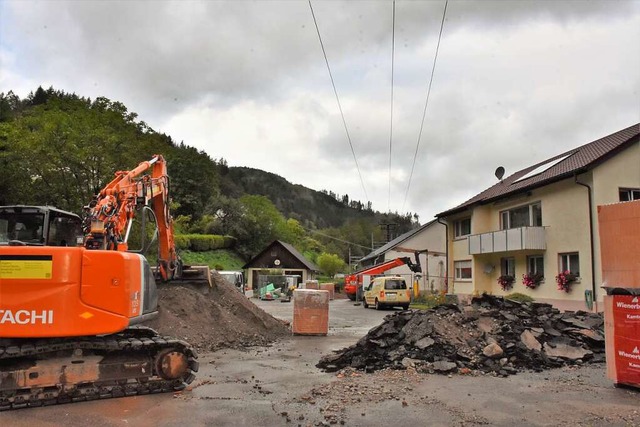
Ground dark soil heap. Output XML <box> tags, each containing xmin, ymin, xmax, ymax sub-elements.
<box><xmin>146</xmin><ymin>272</ymin><xmax>290</xmax><ymax>352</ymax></box>
<box><xmin>317</xmin><ymin>294</ymin><xmax>605</xmax><ymax>376</ymax></box>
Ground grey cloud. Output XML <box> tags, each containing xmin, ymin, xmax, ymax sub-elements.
<box><xmin>1</xmin><ymin>0</ymin><xmax>638</xmax><ymax>219</ymax></box>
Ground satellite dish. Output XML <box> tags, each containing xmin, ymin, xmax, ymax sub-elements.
<box><xmin>495</xmin><ymin>166</ymin><xmax>505</xmax><ymax>181</ymax></box>
<box><xmin>484</xmin><ymin>264</ymin><xmax>495</xmax><ymax>274</ymax></box>
<box><xmin>274</xmin><ymin>259</ymin><xmax>281</xmax><ymax>266</ymax></box>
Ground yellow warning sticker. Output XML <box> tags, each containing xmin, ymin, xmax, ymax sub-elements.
<box><xmin>0</xmin><ymin>260</ymin><xmax>53</xmax><ymax>279</ymax></box>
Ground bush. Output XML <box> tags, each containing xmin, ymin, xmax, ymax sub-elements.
<box><xmin>223</xmin><ymin>235</ymin><xmax>237</xmax><ymax>248</ymax></box>
<box><xmin>174</xmin><ymin>234</ymin><xmax>190</xmax><ymax>249</ymax></box>
<box><xmin>175</xmin><ymin>234</ymin><xmax>236</xmax><ymax>252</ymax></box>
<box><xmin>505</xmin><ymin>292</ymin><xmax>534</xmax><ymax>303</ymax></box>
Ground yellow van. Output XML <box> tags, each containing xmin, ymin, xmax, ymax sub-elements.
<box><xmin>363</xmin><ymin>276</ymin><xmax>411</xmax><ymax>310</ymax></box>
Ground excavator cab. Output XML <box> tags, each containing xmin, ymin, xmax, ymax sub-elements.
<box><xmin>0</xmin><ymin>206</ymin><xmax>83</xmax><ymax>247</ymax></box>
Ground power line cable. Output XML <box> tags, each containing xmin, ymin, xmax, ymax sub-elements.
<box><xmin>388</xmin><ymin>0</ymin><xmax>396</xmax><ymax>213</ymax></box>
<box><xmin>308</xmin><ymin>0</ymin><xmax>370</xmax><ymax>204</ymax></box>
<box><xmin>301</xmin><ymin>225</ymin><xmax>371</xmax><ymax>250</ymax></box>
<box><xmin>402</xmin><ymin>0</ymin><xmax>448</xmax><ymax>212</ymax></box>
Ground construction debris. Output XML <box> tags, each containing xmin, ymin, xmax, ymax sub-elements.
<box><xmin>317</xmin><ymin>294</ymin><xmax>605</xmax><ymax>376</ymax></box>
<box><xmin>146</xmin><ymin>272</ymin><xmax>290</xmax><ymax>352</ymax></box>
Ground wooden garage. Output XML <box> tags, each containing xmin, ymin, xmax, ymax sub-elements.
<box><xmin>243</xmin><ymin>240</ymin><xmax>319</xmax><ymax>291</ymax></box>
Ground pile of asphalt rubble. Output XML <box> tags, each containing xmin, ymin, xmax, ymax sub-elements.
<box><xmin>317</xmin><ymin>294</ymin><xmax>605</xmax><ymax>376</ymax></box>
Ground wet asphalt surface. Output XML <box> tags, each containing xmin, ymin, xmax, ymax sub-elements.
<box><xmin>2</xmin><ymin>297</ymin><xmax>639</xmax><ymax>426</ymax></box>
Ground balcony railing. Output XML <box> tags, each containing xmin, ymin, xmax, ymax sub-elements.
<box><xmin>468</xmin><ymin>226</ymin><xmax>546</xmax><ymax>255</ymax></box>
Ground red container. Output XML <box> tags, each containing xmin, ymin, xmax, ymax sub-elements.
<box><xmin>319</xmin><ymin>283</ymin><xmax>335</xmax><ymax>300</ymax></box>
<box><xmin>292</xmin><ymin>289</ymin><xmax>329</xmax><ymax>335</ymax></box>
<box><xmin>598</xmin><ymin>200</ymin><xmax>640</xmax><ymax>289</ymax></box>
<box><xmin>304</xmin><ymin>280</ymin><xmax>319</xmax><ymax>290</ymax></box>
<box><xmin>604</xmin><ymin>295</ymin><xmax>640</xmax><ymax>389</ymax></box>
<box><xmin>599</xmin><ymin>201</ymin><xmax>640</xmax><ymax>389</ymax></box>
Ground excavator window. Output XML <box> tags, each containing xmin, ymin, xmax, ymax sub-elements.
<box><xmin>0</xmin><ymin>212</ymin><xmax>44</xmax><ymax>244</ymax></box>
<box><xmin>0</xmin><ymin>207</ymin><xmax>83</xmax><ymax>246</ymax></box>
<box><xmin>47</xmin><ymin>214</ymin><xmax>83</xmax><ymax>246</ymax></box>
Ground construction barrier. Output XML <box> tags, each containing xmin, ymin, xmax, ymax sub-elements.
<box><xmin>292</xmin><ymin>289</ymin><xmax>329</xmax><ymax>335</ymax></box>
<box><xmin>319</xmin><ymin>283</ymin><xmax>335</xmax><ymax>300</ymax></box>
<box><xmin>304</xmin><ymin>280</ymin><xmax>319</xmax><ymax>290</ymax></box>
<box><xmin>599</xmin><ymin>200</ymin><xmax>640</xmax><ymax>389</ymax></box>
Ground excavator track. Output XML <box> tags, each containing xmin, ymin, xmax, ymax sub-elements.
<box><xmin>0</xmin><ymin>327</ymin><xmax>198</xmax><ymax>411</ymax></box>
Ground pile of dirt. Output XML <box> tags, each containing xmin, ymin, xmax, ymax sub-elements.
<box><xmin>317</xmin><ymin>294</ymin><xmax>605</xmax><ymax>376</ymax></box>
<box><xmin>145</xmin><ymin>272</ymin><xmax>290</xmax><ymax>352</ymax></box>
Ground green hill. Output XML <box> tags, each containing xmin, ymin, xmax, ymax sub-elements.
<box><xmin>222</xmin><ymin>167</ymin><xmax>375</xmax><ymax>229</ymax></box>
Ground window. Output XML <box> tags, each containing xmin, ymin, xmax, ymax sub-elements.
<box><xmin>619</xmin><ymin>188</ymin><xmax>640</xmax><ymax>202</ymax></box>
<box><xmin>384</xmin><ymin>279</ymin><xmax>407</xmax><ymax>290</ymax></box>
<box><xmin>0</xmin><ymin>212</ymin><xmax>44</xmax><ymax>243</ymax></box>
<box><xmin>559</xmin><ymin>253</ymin><xmax>579</xmax><ymax>276</ymax></box>
<box><xmin>454</xmin><ymin>260</ymin><xmax>472</xmax><ymax>280</ymax></box>
<box><xmin>527</xmin><ymin>255</ymin><xmax>544</xmax><ymax>276</ymax></box>
<box><xmin>501</xmin><ymin>202</ymin><xmax>542</xmax><ymax>229</ymax></box>
<box><xmin>500</xmin><ymin>257</ymin><xmax>515</xmax><ymax>277</ymax></box>
<box><xmin>454</xmin><ymin>218</ymin><xmax>471</xmax><ymax>238</ymax></box>
<box><xmin>47</xmin><ymin>215</ymin><xmax>83</xmax><ymax>246</ymax></box>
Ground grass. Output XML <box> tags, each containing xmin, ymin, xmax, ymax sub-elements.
<box><xmin>409</xmin><ymin>303</ymin><xmax>434</xmax><ymax>310</ymax></box>
<box><xmin>410</xmin><ymin>292</ymin><xmax>448</xmax><ymax>310</ymax></box>
<box><xmin>504</xmin><ymin>292</ymin><xmax>535</xmax><ymax>303</ymax></box>
<box><xmin>179</xmin><ymin>249</ymin><xmax>245</xmax><ymax>270</ymax></box>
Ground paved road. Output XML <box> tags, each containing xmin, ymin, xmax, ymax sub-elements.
<box><xmin>253</xmin><ymin>296</ymin><xmax>391</xmax><ymax>337</ymax></box>
<box><xmin>3</xmin><ymin>298</ymin><xmax>639</xmax><ymax>426</ymax></box>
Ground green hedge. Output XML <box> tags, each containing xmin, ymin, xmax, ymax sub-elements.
<box><xmin>175</xmin><ymin>234</ymin><xmax>236</xmax><ymax>252</ymax></box>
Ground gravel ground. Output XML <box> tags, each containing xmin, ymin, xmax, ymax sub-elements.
<box><xmin>2</xmin><ymin>299</ymin><xmax>638</xmax><ymax>426</ymax></box>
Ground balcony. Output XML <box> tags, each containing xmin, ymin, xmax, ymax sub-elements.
<box><xmin>468</xmin><ymin>226</ymin><xmax>546</xmax><ymax>255</ymax></box>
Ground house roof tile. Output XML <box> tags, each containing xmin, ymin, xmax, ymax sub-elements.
<box><xmin>436</xmin><ymin>123</ymin><xmax>640</xmax><ymax>218</ymax></box>
<box><xmin>242</xmin><ymin>240</ymin><xmax>319</xmax><ymax>271</ymax></box>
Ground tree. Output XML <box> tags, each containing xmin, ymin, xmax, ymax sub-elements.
<box><xmin>0</xmin><ymin>91</ymin><xmax>22</xmax><ymax>122</ymax></box>
<box><xmin>206</xmin><ymin>195</ymin><xmax>244</xmax><ymax>235</ymax></box>
<box><xmin>234</xmin><ymin>195</ymin><xmax>286</xmax><ymax>258</ymax></box>
<box><xmin>278</xmin><ymin>218</ymin><xmax>305</xmax><ymax>247</ymax></box>
<box><xmin>167</xmin><ymin>144</ymin><xmax>220</xmax><ymax>220</ymax></box>
<box><xmin>30</xmin><ymin>86</ymin><xmax>49</xmax><ymax>106</ymax></box>
<box><xmin>316</xmin><ymin>252</ymin><xmax>346</xmax><ymax>277</ymax></box>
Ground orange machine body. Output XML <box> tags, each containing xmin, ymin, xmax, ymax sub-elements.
<box><xmin>0</xmin><ymin>246</ymin><xmax>155</xmax><ymax>338</ymax></box>
<box><xmin>344</xmin><ymin>256</ymin><xmax>422</xmax><ymax>300</ymax></box>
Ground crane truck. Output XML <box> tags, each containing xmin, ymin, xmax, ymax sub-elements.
<box><xmin>0</xmin><ymin>155</ymin><xmax>210</xmax><ymax>410</ymax></box>
<box><xmin>344</xmin><ymin>255</ymin><xmax>422</xmax><ymax>301</ymax></box>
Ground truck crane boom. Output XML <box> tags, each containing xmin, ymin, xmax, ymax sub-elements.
<box><xmin>343</xmin><ymin>255</ymin><xmax>422</xmax><ymax>301</ymax></box>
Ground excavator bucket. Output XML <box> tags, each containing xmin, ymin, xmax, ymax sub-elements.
<box><xmin>151</xmin><ymin>264</ymin><xmax>213</xmax><ymax>288</ymax></box>
<box><xmin>179</xmin><ymin>265</ymin><xmax>213</xmax><ymax>288</ymax></box>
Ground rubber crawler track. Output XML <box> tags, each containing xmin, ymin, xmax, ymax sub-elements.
<box><xmin>0</xmin><ymin>327</ymin><xmax>198</xmax><ymax>411</ymax></box>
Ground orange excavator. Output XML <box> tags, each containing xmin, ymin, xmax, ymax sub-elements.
<box><xmin>0</xmin><ymin>155</ymin><xmax>210</xmax><ymax>410</ymax></box>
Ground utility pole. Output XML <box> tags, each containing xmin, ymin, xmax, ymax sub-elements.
<box><xmin>379</xmin><ymin>222</ymin><xmax>397</xmax><ymax>244</ymax></box>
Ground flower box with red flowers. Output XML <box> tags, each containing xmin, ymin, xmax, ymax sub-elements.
<box><xmin>555</xmin><ymin>270</ymin><xmax>577</xmax><ymax>292</ymax></box>
<box><xmin>522</xmin><ymin>272</ymin><xmax>544</xmax><ymax>290</ymax></box>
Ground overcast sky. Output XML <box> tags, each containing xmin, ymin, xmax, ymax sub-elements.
<box><xmin>1</xmin><ymin>0</ymin><xmax>639</xmax><ymax>222</ymax></box>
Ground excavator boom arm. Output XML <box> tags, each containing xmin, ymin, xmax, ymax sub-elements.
<box><xmin>84</xmin><ymin>155</ymin><xmax>179</xmax><ymax>281</ymax></box>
